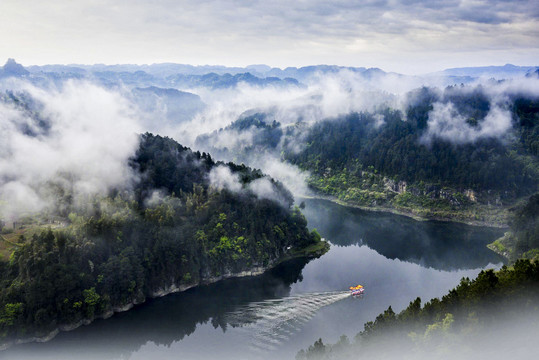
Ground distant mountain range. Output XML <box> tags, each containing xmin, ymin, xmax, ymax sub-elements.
<box><xmin>2</xmin><ymin>59</ymin><xmax>537</xmax><ymax>90</ymax></box>
<box><xmin>0</xmin><ymin>58</ymin><xmax>29</xmax><ymax>77</ymax></box>
<box><xmin>433</xmin><ymin>64</ymin><xmax>537</xmax><ymax>78</ymax></box>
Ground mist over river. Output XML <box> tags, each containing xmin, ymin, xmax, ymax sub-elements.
<box><xmin>4</xmin><ymin>198</ymin><xmax>505</xmax><ymax>360</ymax></box>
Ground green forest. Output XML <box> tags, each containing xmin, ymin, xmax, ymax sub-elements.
<box><xmin>195</xmin><ymin>85</ymin><xmax>539</xmax><ymax>225</ymax></box>
<box><xmin>291</xmin><ymin>91</ymin><xmax>539</xmax><ymax>357</ymax></box>
<box><xmin>0</xmin><ymin>134</ymin><xmax>324</xmax><ymax>344</ymax></box>
<box><xmin>283</xmin><ymin>88</ymin><xmax>538</xmax><ymax>220</ymax></box>
<box><xmin>297</xmin><ymin>258</ymin><xmax>539</xmax><ymax>359</ymax></box>
<box><xmin>489</xmin><ymin>194</ymin><xmax>539</xmax><ymax>261</ymax></box>
<box><xmin>285</xmin><ymin>86</ymin><xmax>538</xmax><ymax>196</ymax></box>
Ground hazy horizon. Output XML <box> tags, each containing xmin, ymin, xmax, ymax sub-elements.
<box><xmin>4</xmin><ymin>58</ymin><xmax>538</xmax><ymax>75</ymax></box>
<box><xmin>0</xmin><ymin>2</ymin><xmax>538</xmax><ymax>359</ymax></box>
<box><xmin>1</xmin><ymin>1</ymin><xmax>538</xmax><ymax>75</ymax></box>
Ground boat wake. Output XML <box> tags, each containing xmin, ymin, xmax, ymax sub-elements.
<box><xmin>226</xmin><ymin>291</ymin><xmax>351</xmax><ymax>353</ymax></box>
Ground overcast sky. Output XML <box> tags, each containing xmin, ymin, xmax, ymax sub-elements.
<box><xmin>1</xmin><ymin>0</ymin><xmax>537</xmax><ymax>74</ymax></box>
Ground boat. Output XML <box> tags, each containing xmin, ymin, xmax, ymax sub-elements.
<box><xmin>349</xmin><ymin>285</ymin><xmax>364</xmax><ymax>296</ymax></box>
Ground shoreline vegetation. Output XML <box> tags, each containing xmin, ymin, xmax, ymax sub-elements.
<box><xmin>277</xmin><ymin>92</ymin><xmax>539</xmax><ymax>232</ymax></box>
<box><xmin>487</xmin><ymin>194</ymin><xmax>539</xmax><ymax>263</ymax></box>
<box><xmin>0</xmin><ymin>134</ymin><xmax>328</xmax><ymax>350</ymax></box>
<box><xmin>297</xmin><ymin>258</ymin><xmax>539</xmax><ymax>360</ymax></box>
<box><xmin>300</xmin><ymin>192</ymin><xmax>510</xmax><ymax>229</ymax></box>
<box><xmin>297</xmin><ymin>194</ymin><xmax>539</xmax><ymax>359</ymax></box>
<box><xmin>302</xmin><ymin>191</ymin><xmax>537</xmax><ymax>264</ymax></box>
<box><xmin>297</xmin><ymin>164</ymin><xmax>526</xmax><ymax>230</ymax></box>
<box><xmin>0</xmin><ymin>241</ymin><xmax>328</xmax><ymax>351</ymax></box>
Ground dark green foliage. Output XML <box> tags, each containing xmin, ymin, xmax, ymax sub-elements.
<box><xmin>284</xmin><ymin>88</ymin><xmax>539</xmax><ymax>197</ymax></box>
<box><xmin>0</xmin><ymin>134</ymin><xmax>319</xmax><ymax>342</ymax></box>
<box><xmin>487</xmin><ymin>193</ymin><xmax>539</xmax><ymax>261</ymax></box>
<box><xmin>510</xmin><ymin>194</ymin><xmax>539</xmax><ymax>257</ymax></box>
<box><xmin>132</xmin><ymin>133</ymin><xmax>214</xmax><ymax>198</ymax></box>
<box><xmin>513</xmin><ymin>97</ymin><xmax>539</xmax><ymax>156</ymax></box>
<box><xmin>361</xmin><ymin>259</ymin><xmax>539</xmax><ymax>339</ymax></box>
<box><xmin>298</xmin><ymin>259</ymin><xmax>539</xmax><ymax>359</ymax></box>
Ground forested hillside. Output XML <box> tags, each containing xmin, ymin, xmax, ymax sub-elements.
<box><xmin>489</xmin><ymin>194</ymin><xmax>539</xmax><ymax>261</ymax></box>
<box><xmin>0</xmin><ymin>134</ymin><xmax>323</xmax><ymax>346</ymax></box>
<box><xmin>278</xmin><ymin>86</ymin><xmax>539</xmax><ymax>223</ymax></box>
<box><xmin>297</xmin><ymin>259</ymin><xmax>539</xmax><ymax>359</ymax></box>
<box><xmin>284</xmin><ymin>87</ymin><xmax>538</xmax><ymax>196</ymax></box>
<box><xmin>194</xmin><ymin>84</ymin><xmax>538</xmax><ymax>224</ymax></box>
<box><xmin>195</xmin><ymin>112</ymin><xmax>284</xmax><ymax>164</ymax></box>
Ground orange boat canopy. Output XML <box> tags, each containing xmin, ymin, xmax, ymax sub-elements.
<box><xmin>349</xmin><ymin>285</ymin><xmax>363</xmax><ymax>290</ymax></box>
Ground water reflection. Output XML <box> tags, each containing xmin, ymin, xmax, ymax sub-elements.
<box><xmin>300</xmin><ymin>198</ymin><xmax>505</xmax><ymax>270</ymax></box>
<box><xmin>3</xmin><ymin>258</ymin><xmax>311</xmax><ymax>360</ymax></box>
<box><xmin>4</xmin><ymin>199</ymin><xmax>506</xmax><ymax>360</ymax></box>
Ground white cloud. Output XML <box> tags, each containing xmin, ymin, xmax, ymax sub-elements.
<box><xmin>0</xmin><ymin>1</ymin><xmax>537</xmax><ymax>73</ymax></box>
<box><xmin>373</xmin><ymin>113</ymin><xmax>386</xmax><ymax>129</ymax></box>
<box><xmin>174</xmin><ymin>70</ymin><xmax>406</xmax><ymax>146</ymax></box>
<box><xmin>144</xmin><ymin>189</ymin><xmax>167</xmax><ymax>207</ymax></box>
<box><xmin>208</xmin><ymin>165</ymin><xmax>242</xmax><ymax>192</ymax></box>
<box><xmin>208</xmin><ymin>164</ymin><xmax>293</xmax><ymax>206</ymax></box>
<box><xmin>247</xmin><ymin>177</ymin><xmax>276</xmax><ymax>201</ymax></box>
<box><xmin>421</xmin><ymin>102</ymin><xmax>512</xmax><ymax>144</ymax></box>
<box><xmin>255</xmin><ymin>157</ymin><xmax>311</xmax><ymax>198</ymax></box>
<box><xmin>0</xmin><ymin>80</ymin><xmax>142</xmax><ymax>219</ymax></box>
<box><xmin>421</xmin><ymin>77</ymin><xmax>539</xmax><ymax>144</ymax></box>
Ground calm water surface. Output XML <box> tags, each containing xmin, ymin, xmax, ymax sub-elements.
<box><xmin>4</xmin><ymin>198</ymin><xmax>505</xmax><ymax>360</ymax></box>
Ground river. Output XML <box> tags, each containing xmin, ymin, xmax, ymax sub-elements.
<box><xmin>3</xmin><ymin>198</ymin><xmax>505</xmax><ymax>360</ymax></box>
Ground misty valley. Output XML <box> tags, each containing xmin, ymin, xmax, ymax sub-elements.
<box><xmin>2</xmin><ymin>199</ymin><xmax>506</xmax><ymax>359</ymax></box>
<box><xmin>0</xmin><ymin>59</ymin><xmax>538</xmax><ymax>360</ymax></box>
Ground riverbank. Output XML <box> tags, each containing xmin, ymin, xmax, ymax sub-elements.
<box><xmin>1</xmin><ymin>198</ymin><xmax>505</xmax><ymax>359</ymax></box>
<box><xmin>303</xmin><ymin>169</ymin><xmax>517</xmax><ymax>228</ymax></box>
<box><xmin>488</xmin><ymin>232</ymin><xmax>539</xmax><ymax>264</ymax></box>
<box><xmin>487</xmin><ymin>232</ymin><xmax>513</xmax><ymax>262</ymax></box>
<box><xmin>0</xmin><ymin>240</ymin><xmax>329</xmax><ymax>351</ymax></box>
<box><xmin>297</xmin><ymin>258</ymin><xmax>539</xmax><ymax>360</ymax></box>
<box><xmin>300</xmin><ymin>193</ymin><xmax>509</xmax><ymax>228</ymax></box>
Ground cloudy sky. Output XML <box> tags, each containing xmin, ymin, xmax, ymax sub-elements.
<box><xmin>0</xmin><ymin>0</ymin><xmax>537</xmax><ymax>74</ymax></box>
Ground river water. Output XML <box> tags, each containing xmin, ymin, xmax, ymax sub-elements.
<box><xmin>4</xmin><ymin>198</ymin><xmax>505</xmax><ymax>360</ymax></box>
